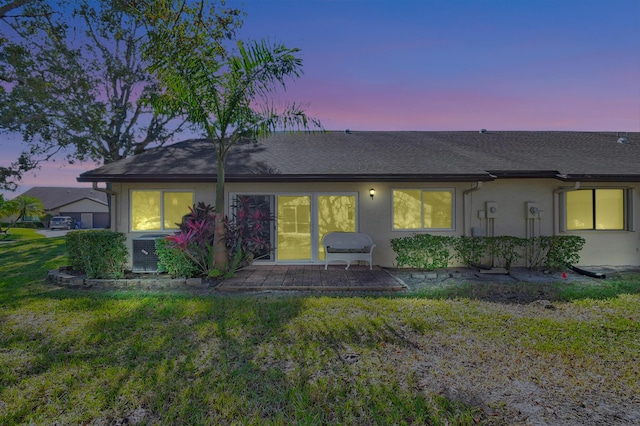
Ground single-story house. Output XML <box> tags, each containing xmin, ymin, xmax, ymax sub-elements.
<box><xmin>77</xmin><ymin>130</ymin><xmax>640</xmax><ymax>270</ymax></box>
<box><xmin>17</xmin><ymin>187</ymin><xmax>109</xmax><ymax>229</ymax></box>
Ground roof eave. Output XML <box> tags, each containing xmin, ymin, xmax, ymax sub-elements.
<box><xmin>487</xmin><ymin>170</ymin><xmax>561</xmax><ymax>179</ymax></box>
<box><xmin>77</xmin><ymin>172</ymin><xmax>640</xmax><ymax>184</ymax></box>
<box><xmin>77</xmin><ymin>174</ymin><xmax>217</xmax><ymax>183</ymax></box>
<box><xmin>562</xmin><ymin>174</ymin><xmax>640</xmax><ymax>182</ymax></box>
<box><xmin>77</xmin><ymin>173</ymin><xmax>497</xmax><ymax>183</ymax></box>
<box><xmin>229</xmin><ymin>174</ymin><xmax>497</xmax><ymax>182</ymax></box>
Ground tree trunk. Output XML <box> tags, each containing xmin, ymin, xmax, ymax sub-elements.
<box><xmin>213</xmin><ymin>156</ymin><xmax>229</xmax><ymax>272</ymax></box>
<box><xmin>106</xmin><ymin>182</ymin><xmax>113</xmax><ymax>229</ymax></box>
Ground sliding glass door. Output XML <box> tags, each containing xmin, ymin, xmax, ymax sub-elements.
<box><xmin>317</xmin><ymin>195</ymin><xmax>357</xmax><ymax>260</ymax></box>
<box><xmin>234</xmin><ymin>193</ymin><xmax>358</xmax><ymax>263</ymax></box>
<box><xmin>276</xmin><ymin>193</ymin><xmax>357</xmax><ymax>262</ymax></box>
<box><xmin>277</xmin><ymin>195</ymin><xmax>312</xmax><ymax>261</ymax></box>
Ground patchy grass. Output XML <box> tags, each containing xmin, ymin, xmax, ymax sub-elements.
<box><xmin>405</xmin><ymin>277</ymin><xmax>640</xmax><ymax>303</ymax></box>
<box><xmin>1</xmin><ymin>238</ymin><xmax>639</xmax><ymax>425</ymax></box>
<box><xmin>0</xmin><ymin>228</ymin><xmax>45</xmax><ymax>242</ymax></box>
<box><xmin>556</xmin><ymin>273</ymin><xmax>640</xmax><ymax>301</ymax></box>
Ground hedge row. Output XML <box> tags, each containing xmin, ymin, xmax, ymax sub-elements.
<box><xmin>66</xmin><ymin>230</ymin><xmax>128</xmax><ymax>279</ymax></box>
<box><xmin>390</xmin><ymin>234</ymin><xmax>586</xmax><ymax>271</ymax></box>
<box><xmin>0</xmin><ymin>221</ymin><xmax>45</xmax><ymax>229</ymax></box>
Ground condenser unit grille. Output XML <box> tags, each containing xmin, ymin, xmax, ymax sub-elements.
<box><xmin>132</xmin><ymin>235</ymin><xmax>167</xmax><ymax>272</ymax></box>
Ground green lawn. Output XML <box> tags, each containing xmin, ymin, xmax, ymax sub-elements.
<box><xmin>1</xmin><ymin>238</ymin><xmax>639</xmax><ymax>425</ymax></box>
<box><xmin>0</xmin><ymin>227</ymin><xmax>45</xmax><ymax>242</ymax></box>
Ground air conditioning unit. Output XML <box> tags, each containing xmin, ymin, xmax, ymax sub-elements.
<box><xmin>132</xmin><ymin>234</ymin><xmax>168</xmax><ymax>272</ymax></box>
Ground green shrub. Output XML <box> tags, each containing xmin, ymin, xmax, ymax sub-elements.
<box><xmin>0</xmin><ymin>221</ymin><xmax>44</xmax><ymax>229</ymax></box>
<box><xmin>155</xmin><ymin>238</ymin><xmax>200</xmax><ymax>278</ymax></box>
<box><xmin>487</xmin><ymin>236</ymin><xmax>526</xmax><ymax>269</ymax></box>
<box><xmin>390</xmin><ymin>234</ymin><xmax>454</xmax><ymax>270</ymax></box>
<box><xmin>14</xmin><ymin>221</ymin><xmax>45</xmax><ymax>229</ymax></box>
<box><xmin>41</xmin><ymin>213</ymin><xmax>53</xmax><ymax>227</ymax></box>
<box><xmin>543</xmin><ymin>235</ymin><xmax>585</xmax><ymax>270</ymax></box>
<box><xmin>526</xmin><ymin>236</ymin><xmax>586</xmax><ymax>270</ymax></box>
<box><xmin>452</xmin><ymin>236</ymin><xmax>488</xmax><ymax>267</ymax></box>
<box><xmin>392</xmin><ymin>234</ymin><xmax>586</xmax><ymax>271</ymax></box>
<box><xmin>66</xmin><ymin>231</ymin><xmax>128</xmax><ymax>279</ymax></box>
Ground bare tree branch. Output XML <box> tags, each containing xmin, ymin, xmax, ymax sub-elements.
<box><xmin>0</xmin><ymin>0</ymin><xmax>34</xmax><ymax>18</ymax></box>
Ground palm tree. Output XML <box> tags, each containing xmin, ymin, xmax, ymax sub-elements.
<box><xmin>140</xmin><ymin>3</ymin><xmax>321</xmax><ymax>272</ymax></box>
<box><xmin>0</xmin><ymin>195</ymin><xmax>43</xmax><ymax>233</ymax></box>
<box><xmin>13</xmin><ymin>195</ymin><xmax>43</xmax><ymax>221</ymax></box>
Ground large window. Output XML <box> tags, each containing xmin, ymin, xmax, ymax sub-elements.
<box><xmin>566</xmin><ymin>189</ymin><xmax>626</xmax><ymax>230</ymax></box>
<box><xmin>131</xmin><ymin>190</ymin><xmax>194</xmax><ymax>231</ymax></box>
<box><xmin>393</xmin><ymin>189</ymin><xmax>454</xmax><ymax>230</ymax></box>
<box><xmin>317</xmin><ymin>195</ymin><xmax>357</xmax><ymax>260</ymax></box>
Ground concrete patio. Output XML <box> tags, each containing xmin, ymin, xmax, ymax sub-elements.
<box><xmin>49</xmin><ymin>264</ymin><xmax>639</xmax><ymax>294</ymax></box>
<box><xmin>216</xmin><ymin>264</ymin><xmax>406</xmax><ymax>292</ymax></box>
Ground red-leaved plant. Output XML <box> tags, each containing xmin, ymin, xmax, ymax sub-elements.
<box><xmin>225</xmin><ymin>196</ymin><xmax>273</xmax><ymax>269</ymax></box>
<box><xmin>163</xmin><ymin>199</ymin><xmax>272</xmax><ymax>277</ymax></box>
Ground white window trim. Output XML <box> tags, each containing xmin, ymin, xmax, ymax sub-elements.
<box><xmin>392</xmin><ymin>188</ymin><xmax>456</xmax><ymax>231</ymax></box>
<box><xmin>561</xmin><ymin>187</ymin><xmax>633</xmax><ymax>232</ymax></box>
<box><xmin>130</xmin><ymin>189</ymin><xmax>194</xmax><ymax>232</ymax></box>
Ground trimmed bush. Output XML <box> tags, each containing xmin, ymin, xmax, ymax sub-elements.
<box><xmin>155</xmin><ymin>238</ymin><xmax>200</xmax><ymax>278</ymax></box>
<box><xmin>539</xmin><ymin>235</ymin><xmax>586</xmax><ymax>270</ymax></box>
<box><xmin>390</xmin><ymin>234</ymin><xmax>454</xmax><ymax>270</ymax></box>
<box><xmin>487</xmin><ymin>236</ymin><xmax>527</xmax><ymax>269</ymax></box>
<box><xmin>452</xmin><ymin>236</ymin><xmax>488</xmax><ymax>267</ymax></box>
<box><xmin>66</xmin><ymin>230</ymin><xmax>128</xmax><ymax>279</ymax></box>
<box><xmin>0</xmin><ymin>221</ymin><xmax>44</xmax><ymax>229</ymax></box>
<box><xmin>391</xmin><ymin>234</ymin><xmax>586</xmax><ymax>271</ymax></box>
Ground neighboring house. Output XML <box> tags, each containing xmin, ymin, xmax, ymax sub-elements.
<box><xmin>18</xmin><ymin>187</ymin><xmax>109</xmax><ymax>229</ymax></box>
<box><xmin>77</xmin><ymin>131</ymin><xmax>640</xmax><ymax>269</ymax></box>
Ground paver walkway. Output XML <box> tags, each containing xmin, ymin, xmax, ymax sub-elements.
<box><xmin>216</xmin><ymin>265</ymin><xmax>406</xmax><ymax>292</ymax></box>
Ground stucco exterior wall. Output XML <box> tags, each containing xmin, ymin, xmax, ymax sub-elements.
<box><xmin>111</xmin><ymin>182</ymin><xmax>216</xmax><ymax>258</ymax></box>
<box><xmin>112</xmin><ymin>180</ymin><xmax>640</xmax><ymax>269</ymax></box>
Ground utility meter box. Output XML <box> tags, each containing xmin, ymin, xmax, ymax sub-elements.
<box><xmin>526</xmin><ymin>202</ymin><xmax>540</xmax><ymax>219</ymax></box>
<box><xmin>485</xmin><ymin>202</ymin><xmax>498</xmax><ymax>219</ymax></box>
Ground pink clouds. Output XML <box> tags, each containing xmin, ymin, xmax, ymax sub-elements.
<box><xmin>248</xmin><ymin>0</ymin><xmax>640</xmax><ymax>133</ymax></box>
<box><xmin>280</xmin><ymin>72</ymin><xmax>639</xmax><ymax>132</ymax></box>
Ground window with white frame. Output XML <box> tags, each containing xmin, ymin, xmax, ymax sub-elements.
<box><xmin>393</xmin><ymin>189</ymin><xmax>454</xmax><ymax>230</ymax></box>
<box><xmin>131</xmin><ymin>190</ymin><xmax>194</xmax><ymax>231</ymax></box>
<box><xmin>565</xmin><ymin>188</ymin><xmax>630</xmax><ymax>231</ymax></box>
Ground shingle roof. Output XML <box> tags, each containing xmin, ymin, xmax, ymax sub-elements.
<box><xmin>19</xmin><ymin>187</ymin><xmax>108</xmax><ymax>210</ymax></box>
<box><xmin>77</xmin><ymin>131</ymin><xmax>640</xmax><ymax>183</ymax></box>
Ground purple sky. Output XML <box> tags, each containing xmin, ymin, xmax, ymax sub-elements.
<box><xmin>2</xmin><ymin>0</ymin><xmax>639</xmax><ymax>197</ymax></box>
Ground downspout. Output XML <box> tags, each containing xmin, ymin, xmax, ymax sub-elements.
<box><xmin>463</xmin><ymin>181</ymin><xmax>483</xmax><ymax>236</ymax></box>
<box><xmin>92</xmin><ymin>181</ymin><xmax>115</xmax><ymax>196</ymax></box>
<box><xmin>552</xmin><ymin>181</ymin><xmax>580</xmax><ymax>235</ymax></box>
<box><xmin>92</xmin><ymin>182</ymin><xmax>117</xmax><ymax>231</ymax></box>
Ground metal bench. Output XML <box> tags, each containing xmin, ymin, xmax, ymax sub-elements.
<box><xmin>322</xmin><ymin>232</ymin><xmax>376</xmax><ymax>270</ymax></box>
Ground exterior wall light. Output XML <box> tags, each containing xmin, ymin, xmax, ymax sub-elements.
<box><xmin>369</xmin><ymin>188</ymin><xmax>375</xmax><ymax>199</ymax></box>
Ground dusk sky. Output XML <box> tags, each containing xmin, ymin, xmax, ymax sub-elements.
<box><xmin>2</xmin><ymin>0</ymin><xmax>639</xmax><ymax>198</ymax></box>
